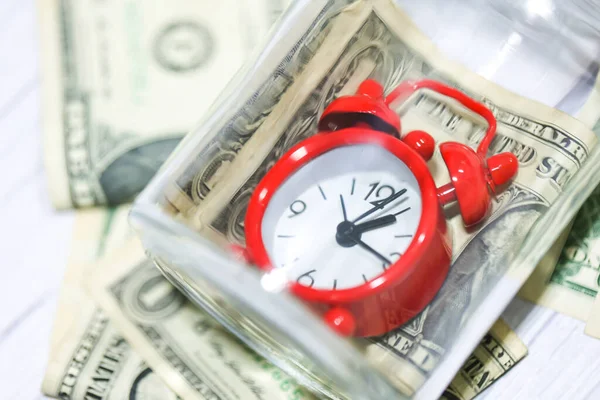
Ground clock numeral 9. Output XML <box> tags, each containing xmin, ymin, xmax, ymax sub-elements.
<box><xmin>288</xmin><ymin>200</ymin><xmax>307</xmax><ymax>218</ymax></box>
<box><xmin>383</xmin><ymin>252</ymin><xmax>402</xmax><ymax>269</ymax></box>
<box><xmin>296</xmin><ymin>269</ymin><xmax>316</xmax><ymax>287</ymax></box>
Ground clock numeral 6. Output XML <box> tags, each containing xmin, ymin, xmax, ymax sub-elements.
<box><xmin>288</xmin><ymin>200</ymin><xmax>307</xmax><ymax>218</ymax></box>
<box><xmin>296</xmin><ymin>269</ymin><xmax>316</xmax><ymax>287</ymax></box>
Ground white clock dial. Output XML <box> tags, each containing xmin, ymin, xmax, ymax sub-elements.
<box><xmin>261</xmin><ymin>144</ymin><xmax>422</xmax><ymax>290</ymax></box>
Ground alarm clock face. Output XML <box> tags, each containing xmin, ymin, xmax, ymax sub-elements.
<box><xmin>260</xmin><ymin>144</ymin><xmax>422</xmax><ymax>291</ymax></box>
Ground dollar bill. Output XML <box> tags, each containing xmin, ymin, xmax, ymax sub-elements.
<box><xmin>86</xmin><ymin>239</ymin><xmax>316</xmax><ymax>400</ymax></box>
<box><xmin>39</xmin><ymin>0</ymin><xmax>285</xmax><ymax>209</ymax></box>
<box><xmin>585</xmin><ymin>276</ymin><xmax>600</xmax><ymax>338</ymax></box>
<box><xmin>518</xmin><ymin>77</ymin><xmax>600</xmax><ymax>320</ymax></box>
<box><xmin>86</xmin><ymin>236</ymin><xmax>527</xmax><ymax>400</ymax></box>
<box><xmin>146</xmin><ymin>0</ymin><xmax>596</xmax><ymax>397</ymax></box>
<box><xmin>582</xmin><ymin>106</ymin><xmax>600</xmax><ymax>338</ymax></box>
<box><xmin>518</xmin><ymin>197</ymin><xmax>599</xmax><ymax>321</ymax></box>
<box><xmin>441</xmin><ymin>319</ymin><xmax>527</xmax><ymax>400</ymax></box>
<box><xmin>42</xmin><ymin>208</ymin><xmax>179</xmax><ymax>399</ymax></box>
<box><xmin>162</xmin><ymin>0</ymin><xmax>357</xmax><ymax>215</ymax></box>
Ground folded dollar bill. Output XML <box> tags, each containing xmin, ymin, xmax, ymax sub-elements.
<box><xmin>442</xmin><ymin>319</ymin><xmax>527</xmax><ymax>400</ymax></box>
<box><xmin>85</xmin><ymin>235</ymin><xmax>527</xmax><ymax>400</ymax></box>
<box><xmin>40</xmin><ymin>207</ymin><xmax>168</xmax><ymax>400</ymax></box>
<box><xmin>518</xmin><ymin>74</ymin><xmax>600</xmax><ymax>321</ymax></box>
<box><xmin>45</xmin><ymin>207</ymin><xmax>525</xmax><ymax>400</ymax></box>
<box><xmin>40</xmin><ymin>0</ymin><xmax>286</xmax><ymax>209</ymax></box>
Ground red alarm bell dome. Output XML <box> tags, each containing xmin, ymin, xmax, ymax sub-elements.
<box><xmin>318</xmin><ymin>79</ymin><xmax>401</xmax><ymax>136</ymax></box>
<box><xmin>440</xmin><ymin>142</ymin><xmax>491</xmax><ymax>227</ymax></box>
<box><xmin>439</xmin><ymin>143</ymin><xmax>519</xmax><ymax>227</ymax></box>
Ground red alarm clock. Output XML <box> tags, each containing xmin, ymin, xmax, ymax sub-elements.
<box><xmin>241</xmin><ymin>79</ymin><xmax>518</xmax><ymax>337</ymax></box>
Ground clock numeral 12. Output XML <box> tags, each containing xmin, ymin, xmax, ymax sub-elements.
<box><xmin>365</xmin><ymin>181</ymin><xmax>396</xmax><ymax>204</ymax></box>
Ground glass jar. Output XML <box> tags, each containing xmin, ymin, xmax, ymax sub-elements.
<box><xmin>130</xmin><ymin>0</ymin><xmax>600</xmax><ymax>398</ymax></box>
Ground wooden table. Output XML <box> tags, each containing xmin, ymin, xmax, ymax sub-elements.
<box><xmin>2</xmin><ymin>1</ymin><xmax>600</xmax><ymax>398</ymax></box>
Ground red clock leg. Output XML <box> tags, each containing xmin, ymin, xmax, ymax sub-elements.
<box><xmin>230</xmin><ymin>244</ymin><xmax>252</xmax><ymax>263</ymax></box>
<box><xmin>323</xmin><ymin>307</ymin><xmax>356</xmax><ymax>336</ymax></box>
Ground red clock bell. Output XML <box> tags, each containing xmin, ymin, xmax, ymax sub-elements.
<box><xmin>242</xmin><ymin>79</ymin><xmax>518</xmax><ymax>337</ymax></box>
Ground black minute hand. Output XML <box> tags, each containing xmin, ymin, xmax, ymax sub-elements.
<box><xmin>347</xmin><ymin>236</ymin><xmax>392</xmax><ymax>265</ymax></box>
<box><xmin>352</xmin><ymin>188</ymin><xmax>407</xmax><ymax>223</ymax></box>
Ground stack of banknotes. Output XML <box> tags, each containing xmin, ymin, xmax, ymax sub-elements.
<box><xmin>38</xmin><ymin>0</ymin><xmax>600</xmax><ymax>399</ymax></box>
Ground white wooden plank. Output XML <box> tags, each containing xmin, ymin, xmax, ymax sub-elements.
<box><xmin>483</xmin><ymin>299</ymin><xmax>600</xmax><ymax>399</ymax></box>
<box><xmin>0</xmin><ymin>293</ymin><xmax>58</xmax><ymax>400</ymax></box>
<box><xmin>0</xmin><ymin>0</ymin><xmax>39</xmax><ymax>112</ymax></box>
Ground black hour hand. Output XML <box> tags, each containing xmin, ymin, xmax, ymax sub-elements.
<box><xmin>354</xmin><ymin>214</ymin><xmax>396</xmax><ymax>234</ymax></box>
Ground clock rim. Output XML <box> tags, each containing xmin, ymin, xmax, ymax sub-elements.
<box><xmin>244</xmin><ymin>127</ymin><xmax>441</xmax><ymax>304</ymax></box>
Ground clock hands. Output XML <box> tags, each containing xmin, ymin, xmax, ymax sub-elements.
<box><xmin>335</xmin><ymin>189</ymin><xmax>408</xmax><ymax>265</ymax></box>
<box><xmin>336</xmin><ymin>189</ymin><xmax>409</xmax><ymax>246</ymax></box>
<box><xmin>339</xmin><ymin>189</ymin><xmax>409</xmax><ymax>236</ymax></box>
<box><xmin>336</xmin><ymin>214</ymin><xmax>395</xmax><ymax>264</ymax></box>
<box><xmin>346</xmin><ymin>235</ymin><xmax>392</xmax><ymax>266</ymax></box>
<box><xmin>339</xmin><ymin>194</ymin><xmax>348</xmax><ymax>221</ymax></box>
<box><xmin>354</xmin><ymin>206</ymin><xmax>412</xmax><ymax>232</ymax></box>
<box><xmin>353</xmin><ymin>214</ymin><xmax>396</xmax><ymax>234</ymax></box>
<box><xmin>351</xmin><ymin>188</ymin><xmax>407</xmax><ymax>223</ymax></box>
